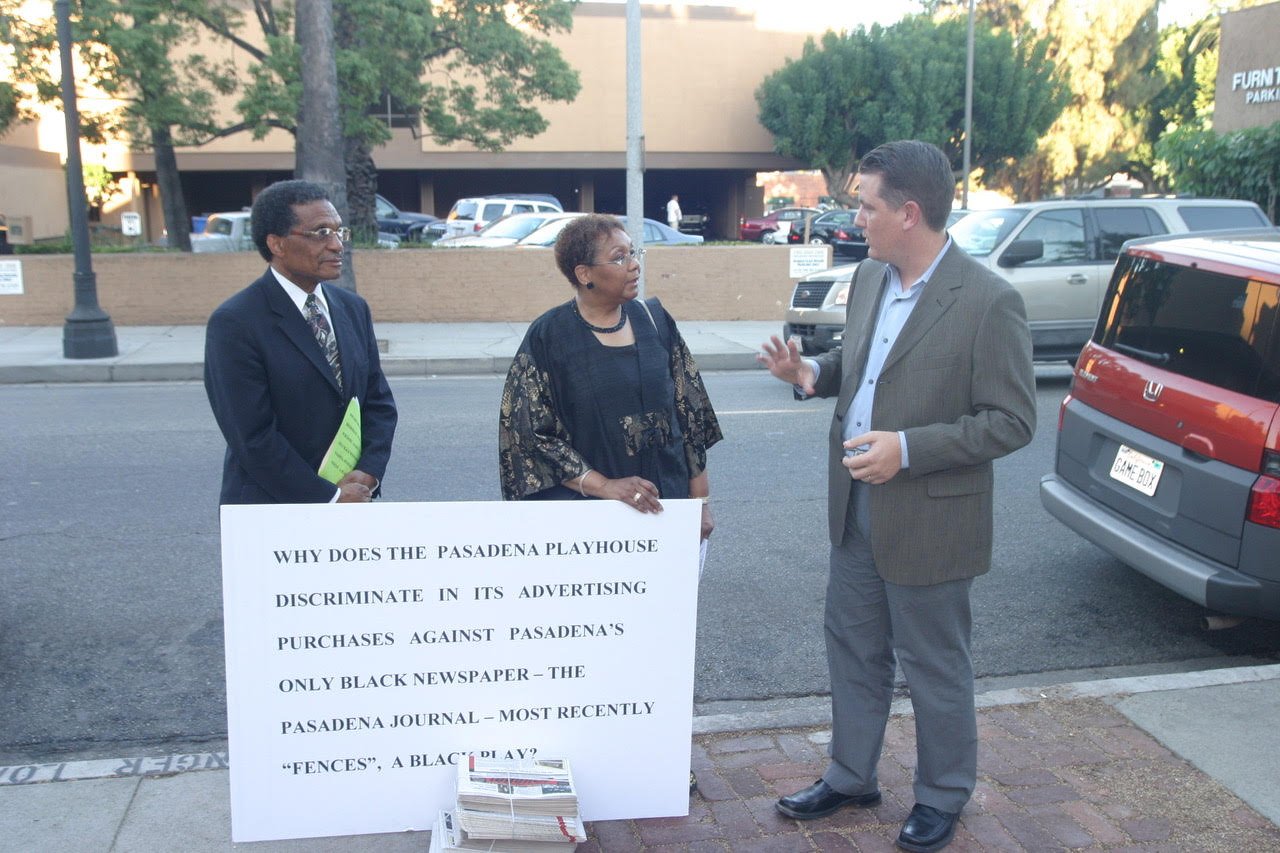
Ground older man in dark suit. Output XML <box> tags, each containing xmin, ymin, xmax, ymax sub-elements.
<box><xmin>204</xmin><ymin>179</ymin><xmax>397</xmax><ymax>505</ymax></box>
<box><xmin>759</xmin><ymin>141</ymin><xmax>1035</xmax><ymax>852</ymax></box>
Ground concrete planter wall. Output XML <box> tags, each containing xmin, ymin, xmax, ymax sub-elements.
<box><xmin>0</xmin><ymin>245</ymin><xmax>826</xmax><ymax>326</ymax></box>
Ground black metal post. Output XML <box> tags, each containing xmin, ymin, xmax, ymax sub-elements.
<box><xmin>55</xmin><ymin>0</ymin><xmax>117</xmax><ymax>358</ymax></box>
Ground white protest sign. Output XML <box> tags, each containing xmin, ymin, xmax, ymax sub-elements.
<box><xmin>0</xmin><ymin>260</ymin><xmax>23</xmax><ymax>295</ymax></box>
<box><xmin>220</xmin><ymin>499</ymin><xmax>701</xmax><ymax>843</ymax></box>
<box><xmin>788</xmin><ymin>246</ymin><xmax>829</xmax><ymax>278</ymax></box>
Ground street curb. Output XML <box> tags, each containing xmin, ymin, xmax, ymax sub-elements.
<box><xmin>5</xmin><ymin>664</ymin><xmax>1279</xmax><ymax>787</ymax></box>
<box><xmin>691</xmin><ymin>662</ymin><xmax>1280</xmax><ymax>735</ymax></box>
<box><xmin>1</xmin><ymin>354</ymin><xmax>766</xmax><ymax>384</ymax></box>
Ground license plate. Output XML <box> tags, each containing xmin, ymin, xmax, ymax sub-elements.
<box><xmin>1109</xmin><ymin>444</ymin><xmax>1164</xmax><ymax>497</ymax></box>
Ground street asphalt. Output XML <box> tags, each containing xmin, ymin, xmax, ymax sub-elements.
<box><xmin>2</xmin><ymin>320</ymin><xmax>1278</xmax><ymax>850</ymax></box>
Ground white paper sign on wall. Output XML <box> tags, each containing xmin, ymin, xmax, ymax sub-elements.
<box><xmin>788</xmin><ymin>246</ymin><xmax>829</xmax><ymax>278</ymax></box>
<box><xmin>0</xmin><ymin>260</ymin><xmax>23</xmax><ymax>295</ymax></box>
<box><xmin>220</xmin><ymin>499</ymin><xmax>701</xmax><ymax>843</ymax></box>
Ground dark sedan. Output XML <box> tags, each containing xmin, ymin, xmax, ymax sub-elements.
<box><xmin>376</xmin><ymin>194</ymin><xmax>439</xmax><ymax>240</ymax></box>
<box><xmin>786</xmin><ymin>209</ymin><xmax>868</xmax><ymax>260</ymax></box>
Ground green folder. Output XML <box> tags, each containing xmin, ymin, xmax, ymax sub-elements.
<box><xmin>318</xmin><ymin>397</ymin><xmax>362</xmax><ymax>484</ymax></box>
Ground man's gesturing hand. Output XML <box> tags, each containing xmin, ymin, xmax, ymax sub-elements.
<box><xmin>757</xmin><ymin>335</ymin><xmax>816</xmax><ymax>396</ymax></box>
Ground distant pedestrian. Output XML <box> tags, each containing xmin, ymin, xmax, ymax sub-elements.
<box><xmin>666</xmin><ymin>194</ymin><xmax>682</xmax><ymax>231</ymax></box>
<box><xmin>204</xmin><ymin>179</ymin><xmax>397</xmax><ymax>505</ymax></box>
<box><xmin>758</xmin><ymin>141</ymin><xmax>1035</xmax><ymax>851</ymax></box>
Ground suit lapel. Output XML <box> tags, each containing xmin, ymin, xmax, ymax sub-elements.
<box><xmin>880</xmin><ymin>245</ymin><xmax>963</xmax><ymax>374</ymax></box>
<box><xmin>262</xmin><ymin>272</ymin><xmax>343</xmax><ymax>394</ymax></box>
<box><xmin>837</xmin><ymin>261</ymin><xmax>889</xmax><ymax>409</ymax></box>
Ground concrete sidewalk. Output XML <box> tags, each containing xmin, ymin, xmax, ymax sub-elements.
<box><xmin>0</xmin><ymin>321</ymin><xmax>782</xmax><ymax>383</ymax></box>
<box><xmin>3</xmin><ymin>666</ymin><xmax>1278</xmax><ymax>851</ymax></box>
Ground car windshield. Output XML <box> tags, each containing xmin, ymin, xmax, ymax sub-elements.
<box><xmin>483</xmin><ymin>215</ymin><xmax>550</xmax><ymax>239</ymax></box>
<box><xmin>949</xmin><ymin>208</ymin><xmax>1028</xmax><ymax>257</ymax></box>
<box><xmin>204</xmin><ymin>216</ymin><xmax>236</xmax><ymax>236</ymax></box>
<box><xmin>519</xmin><ymin>216</ymin><xmax>579</xmax><ymax>246</ymax></box>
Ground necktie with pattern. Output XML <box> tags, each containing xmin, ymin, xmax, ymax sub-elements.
<box><xmin>303</xmin><ymin>293</ymin><xmax>343</xmax><ymax>392</ymax></box>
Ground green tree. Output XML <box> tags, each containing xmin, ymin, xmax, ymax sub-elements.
<box><xmin>1157</xmin><ymin>123</ymin><xmax>1280</xmax><ymax>222</ymax></box>
<box><xmin>755</xmin><ymin>15</ymin><xmax>1065</xmax><ymax>205</ymax></box>
<box><xmin>0</xmin><ymin>0</ymin><xmax>236</xmax><ymax>250</ymax></box>
<box><xmin>192</xmin><ymin>0</ymin><xmax>581</xmax><ymax>238</ymax></box>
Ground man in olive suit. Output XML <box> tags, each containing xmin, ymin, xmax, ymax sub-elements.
<box><xmin>759</xmin><ymin>141</ymin><xmax>1035</xmax><ymax>852</ymax></box>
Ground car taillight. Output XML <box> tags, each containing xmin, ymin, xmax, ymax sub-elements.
<box><xmin>474</xmin><ymin>223</ymin><xmax>483</xmax><ymax>232</ymax></box>
<box><xmin>1247</xmin><ymin>451</ymin><xmax>1280</xmax><ymax>529</ymax></box>
<box><xmin>1057</xmin><ymin>393</ymin><xmax>1073</xmax><ymax>432</ymax></box>
<box><xmin>835</xmin><ymin>229</ymin><xmax>849</xmax><ymax>240</ymax></box>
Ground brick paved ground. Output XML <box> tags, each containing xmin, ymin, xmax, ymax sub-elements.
<box><xmin>580</xmin><ymin>698</ymin><xmax>1280</xmax><ymax>851</ymax></box>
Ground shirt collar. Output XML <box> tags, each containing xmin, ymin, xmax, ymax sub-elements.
<box><xmin>888</xmin><ymin>236</ymin><xmax>952</xmax><ymax>295</ymax></box>
<box><xmin>270</xmin><ymin>267</ymin><xmax>330</xmax><ymax>315</ymax></box>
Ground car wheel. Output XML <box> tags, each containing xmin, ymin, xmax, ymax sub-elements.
<box><xmin>762</xmin><ymin>231</ymin><xmax>776</xmax><ymax>244</ymax></box>
<box><xmin>808</xmin><ymin>237</ymin><xmax>825</xmax><ymax>245</ymax></box>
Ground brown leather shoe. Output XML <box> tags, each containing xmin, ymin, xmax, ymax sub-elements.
<box><xmin>776</xmin><ymin>779</ymin><xmax>881</xmax><ymax>819</ymax></box>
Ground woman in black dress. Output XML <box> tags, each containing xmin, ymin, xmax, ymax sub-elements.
<box><xmin>499</xmin><ymin>213</ymin><xmax>721</xmax><ymax>539</ymax></box>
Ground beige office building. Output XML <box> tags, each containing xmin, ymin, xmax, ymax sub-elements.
<box><xmin>2</xmin><ymin>2</ymin><xmax>840</xmax><ymax>243</ymax></box>
<box><xmin>1214</xmin><ymin>1</ymin><xmax>1280</xmax><ymax>132</ymax></box>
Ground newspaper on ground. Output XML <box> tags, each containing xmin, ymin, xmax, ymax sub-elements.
<box><xmin>454</xmin><ymin>757</ymin><xmax>584</xmax><ymax>843</ymax></box>
<box><xmin>431</xmin><ymin>810</ymin><xmax>577</xmax><ymax>852</ymax></box>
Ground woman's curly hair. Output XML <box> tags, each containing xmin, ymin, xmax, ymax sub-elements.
<box><xmin>554</xmin><ymin>214</ymin><xmax>627</xmax><ymax>287</ymax></box>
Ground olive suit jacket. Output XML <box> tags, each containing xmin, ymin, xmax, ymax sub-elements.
<box><xmin>204</xmin><ymin>270</ymin><xmax>398</xmax><ymax>505</ymax></box>
<box><xmin>810</xmin><ymin>243</ymin><xmax>1036</xmax><ymax>586</ymax></box>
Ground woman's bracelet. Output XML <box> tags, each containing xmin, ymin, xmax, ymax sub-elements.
<box><xmin>697</xmin><ymin>496</ymin><xmax>710</xmax><ymax>504</ymax></box>
<box><xmin>575</xmin><ymin>468</ymin><xmax>593</xmax><ymax>497</ymax></box>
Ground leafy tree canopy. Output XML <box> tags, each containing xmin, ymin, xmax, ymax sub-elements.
<box><xmin>755</xmin><ymin>14</ymin><xmax>1065</xmax><ymax>205</ymax></box>
<box><xmin>1157</xmin><ymin>122</ymin><xmax>1280</xmax><ymax>222</ymax></box>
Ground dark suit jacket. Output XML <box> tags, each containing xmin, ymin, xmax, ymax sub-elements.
<box><xmin>204</xmin><ymin>270</ymin><xmax>398</xmax><ymax>504</ymax></box>
<box><xmin>811</xmin><ymin>243</ymin><xmax>1036</xmax><ymax>585</ymax></box>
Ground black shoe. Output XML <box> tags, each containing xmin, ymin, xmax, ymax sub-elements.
<box><xmin>776</xmin><ymin>779</ymin><xmax>881</xmax><ymax>820</ymax></box>
<box><xmin>896</xmin><ymin>803</ymin><xmax>959</xmax><ymax>852</ymax></box>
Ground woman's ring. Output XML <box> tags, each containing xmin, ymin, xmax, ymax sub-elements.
<box><xmin>633</xmin><ymin>491</ymin><xmax>642</xmax><ymax>503</ymax></box>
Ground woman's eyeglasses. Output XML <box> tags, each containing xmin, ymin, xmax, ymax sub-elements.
<box><xmin>590</xmin><ymin>247</ymin><xmax>646</xmax><ymax>266</ymax></box>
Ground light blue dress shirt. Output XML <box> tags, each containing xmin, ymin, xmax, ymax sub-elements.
<box><xmin>806</xmin><ymin>238</ymin><xmax>952</xmax><ymax>469</ymax></box>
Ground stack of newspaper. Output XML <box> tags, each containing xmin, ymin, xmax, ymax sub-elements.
<box><xmin>429</xmin><ymin>757</ymin><xmax>585</xmax><ymax>852</ymax></box>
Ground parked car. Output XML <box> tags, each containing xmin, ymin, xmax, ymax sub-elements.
<box><xmin>675</xmin><ymin>204</ymin><xmax>710</xmax><ymax>236</ymax></box>
<box><xmin>444</xmin><ymin>194</ymin><xmax>563</xmax><ymax>239</ymax></box>
<box><xmin>517</xmin><ymin>214</ymin><xmax>704</xmax><ymax>248</ymax></box>
<box><xmin>787</xmin><ymin>208</ymin><xmax>860</xmax><ymax>251</ymax></box>
<box><xmin>432</xmin><ymin>211</ymin><xmax>566</xmax><ymax>248</ymax></box>
<box><xmin>949</xmin><ymin>197</ymin><xmax>1271</xmax><ymax>362</ymax></box>
<box><xmin>191</xmin><ymin>211</ymin><xmax>253</xmax><ymax>253</ymax></box>
<box><xmin>780</xmin><ymin>200</ymin><xmax>1271</xmax><ymax>359</ymax></box>
<box><xmin>781</xmin><ymin>262</ymin><xmax>858</xmax><ymax>353</ymax></box>
<box><xmin>1039</xmin><ymin>229</ymin><xmax>1280</xmax><ymax>622</ymax></box>
<box><xmin>375</xmin><ymin>193</ymin><xmax>439</xmax><ymax>240</ymax></box>
<box><xmin>739</xmin><ymin>207</ymin><xmax>820</xmax><ymax>242</ymax></box>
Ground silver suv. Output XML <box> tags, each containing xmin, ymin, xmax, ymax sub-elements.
<box><xmin>784</xmin><ymin>197</ymin><xmax>1271</xmax><ymax>360</ymax></box>
<box><xmin>443</xmin><ymin>194</ymin><xmax>563</xmax><ymax>239</ymax></box>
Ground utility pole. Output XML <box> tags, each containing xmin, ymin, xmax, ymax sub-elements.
<box><xmin>55</xmin><ymin>0</ymin><xmax>117</xmax><ymax>359</ymax></box>
<box><xmin>962</xmin><ymin>0</ymin><xmax>975</xmax><ymax>209</ymax></box>
<box><xmin>625</xmin><ymin>0</ymin><xmax>645</xmax><ymax>296</ymax></box>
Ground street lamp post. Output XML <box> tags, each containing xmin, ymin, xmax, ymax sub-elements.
<box><xmin>55</xmin><ymin>0</ymin><xmax>117</xmax><ymax>359</ymax></box>
<box><xmin>625</xmin><ymin>0</ymin><xmax>645</xmax><ymax>296</ymax></box>
<box><xmin>962</xmin><ymin>0</ymin><xmax>975</xmax><ymax>209</ymax></box>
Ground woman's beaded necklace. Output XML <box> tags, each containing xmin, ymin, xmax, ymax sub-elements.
<box><xmin>572</xmin><ymin>300</ymin><xmax>627</xmax><ymax>334</ymax></box>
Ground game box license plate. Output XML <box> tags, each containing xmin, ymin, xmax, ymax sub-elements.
<box><xmin>1109</xmin><ymin>444</ymin><xmax>1164</xmax><ymax>497</ymax></box>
